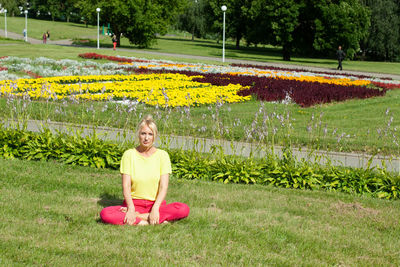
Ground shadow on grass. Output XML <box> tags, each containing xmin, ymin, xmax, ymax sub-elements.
<box><xmin>98</xmin><ymin>193</ymin><xmax>122</xmax><ymax>207</ymax></box>
<box><xmin>68</xmin><ymin>24</ymin><xmax>93</xmax><ymax>29</ymax></box>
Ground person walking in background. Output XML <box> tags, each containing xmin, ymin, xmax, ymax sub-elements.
<box><xmin>112</xmin><ymin>34</ymin><xmax>117</xmax><ymax>50</ymax></box>
<box><xmin>42</xmin><ymin>32</ymin><xmax>47</xmax><ymax>44</ymax></box>
<box><xmin>46</xmin><ymin>30</ymin><xmax>50</xmax><ymax>40</ymax></box>
<box><xmin>336</xmin><ymin>46</ymin><xmax>346</xmax><ymax>70</ymax></box>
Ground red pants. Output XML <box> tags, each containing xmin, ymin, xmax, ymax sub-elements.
<box><xmin>113</xmin><ymin>42</ymin><xmax>117</xmax><ymax>50</ymax></box>
<box><xmin>100</xmin><ymin>199</ymin><xmax>189</xmax><ymax>225</ymax></box>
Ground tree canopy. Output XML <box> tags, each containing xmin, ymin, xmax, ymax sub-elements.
<box><xmin>1</xmin><ymin>0</ymin><xmax>400</xmax><ymax>61</ymax></box>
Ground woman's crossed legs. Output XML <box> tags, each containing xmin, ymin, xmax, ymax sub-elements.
<box><xmin>100</xmin><ymin>199</ymin><xmax>189</xmax><ymax>225</ymax></box>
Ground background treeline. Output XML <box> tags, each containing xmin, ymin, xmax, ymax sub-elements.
<box><xmin>1</xmin><ymin>0</ymin><xmax>400</xmax><ymax>61</ymax></box>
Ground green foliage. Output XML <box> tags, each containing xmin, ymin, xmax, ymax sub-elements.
<box><xmin>1</xmin><ymin>127</ymin><xmax>399</xmax><ymax>200</ymax></box>
<box><xmin>79</xmin><ymin>0</ymin><xmax>185</xmax><ymax>48</ymax></box>
<box><xmin>0</xmin><ymin>127</ymin><xmax>124</xmax><ymax>169</ymax></box>
<box><xmin>313</xmin><ymin>0</ymin><xmax>370</xmax><ymax>59</ymax></box>
<box><xmin>361</xmin><ymin>0</ymin><xmax>400</xmax><ymax>61</ymax></box>
<box><xmin>175</xmin><ymin>0</ymin><xmax>208</xmax><ymax>40</ymax></box>
<box><xmin>245</xmin><ymin>0</ymin><xmax>370</xmax><ymax>60</ymax></box>
<box><xmin>0</xmin><ymin>0</ymin><xmax>26</xmax><ymax>17</ymax></box>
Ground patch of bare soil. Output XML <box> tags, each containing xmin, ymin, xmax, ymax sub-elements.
<box><xmin>331</xmin><ymin>201</ymin><xmax>379</xmax><ymax>219</ymax></box>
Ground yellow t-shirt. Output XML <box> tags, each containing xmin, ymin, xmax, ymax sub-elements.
<box><xmin>120</xmin><ymin>148</ymin><xmax>172</xmax><ymax>201</ymax></box>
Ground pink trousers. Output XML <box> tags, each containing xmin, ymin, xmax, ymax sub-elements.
<box><xmin>100</xmin><ymin>199</ymin><xmax>190</xmax><ymax>225</ymax></box>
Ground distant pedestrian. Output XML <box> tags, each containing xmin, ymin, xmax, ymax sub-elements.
<box><xmin>336</xmin><ymin>46</ymin><xmax>346</xmax><ymax>71</ymax></box>
<box><xmin>46</xmin><ymin>30</ymin><xmax>50</xmax><ymax>40</ymax></box>
<box><xmin>42</xmin><ymin>32</ymin><xmax>47</xmax><ymax>44</ymax></box>
<box><xmin>112</xmin><ymin>34</ymin><xmax>117</xmax><ymax>50</ymax></box>
<box><xmin>23</xmin><ymin>29</ymin><xmax>27</xmax><ymax>40</ymax></box>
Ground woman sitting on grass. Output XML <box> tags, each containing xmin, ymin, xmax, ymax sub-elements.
<box><xmin>100</xmin><ymin>115</ymin><xmax>190</xmax><ymax>225</ymax></box>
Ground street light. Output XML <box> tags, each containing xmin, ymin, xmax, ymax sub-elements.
<box><xmin>4</xmin><ymin>9</ymin><xmax>7</xmax><ymax>38</ymax></box>
<box><xmin>96</xmin><ymin>8</ymin><xmax>101</xmax><ymax>49</ymax></box>
<box><xmin>24</xmin><ymin>10</ymin><xmax>28</xmax><ymax>42</ymax></box>
<box><xmin>221</xmin><ymin>5</ymin><xmax>227</xmax><ymax>62</ymax></box>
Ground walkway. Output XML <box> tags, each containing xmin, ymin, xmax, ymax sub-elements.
<box><xmin>4</xmin><ymin>119</ymin><xmax>400</xmax><ymax>172</ymax></box>
<box><xmin>0</xmin><ymin>29</ymin><xmax>73</xmax><ymax>45</ymax></box>
<box><xmin>1</xmin><ymin>29</ymin><xmax>400</xmax><ymax>80</ymax></box>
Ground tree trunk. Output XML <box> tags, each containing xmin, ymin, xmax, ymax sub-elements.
<box><xmin>282</xmin><ymin>43</ymin><xmax>292</xmax><ymax>61</ymax></box>
<box><xmin>236</xmin><ymin>32</ymin><xmax>242</xmax><ymax>48</ymax></box>
<box><xmin>116</xmin><ymin>32</ymin><xmax>121</xmax><ymax>47</ymax></box>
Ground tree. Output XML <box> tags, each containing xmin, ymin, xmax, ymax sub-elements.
<box><xmin>311</xmin><ymin>0</ymin><xmax>370</xmax><ymax>59</ymax></box>
<box><xmin>361</xmin><ymin>0</ymin><xmax>400</xmax><ymax>61</ymax></box>
<box><xmin>0</xmin><ymin>0</ymin><xmax>26</xmax><ymax>17</ymax></box>
<box><xmin>246</xmin><ymin>0</ymin><xmax>300</xmax><ymax>60</ymax></box>
<box><xmin>207</xmin><ymin>0</ymin><xmax>253</xmax><ymax>48</ymax></box>
<box><xmin>81</xmin><ymin>0</ymin><xmax>184</xmax><ymax>48</ymax></box>
<box><xmin>176</xmin><ymin>0</ymin><xmax>208</xmax><ymax>40</ymax></box>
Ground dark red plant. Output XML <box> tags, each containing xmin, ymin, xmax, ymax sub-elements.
<box><xmin>371</xmin><ymin>81</ymin><xmax>400</xmax><ymax>90</ymax></box>
<box><xmin>23</xmin><ymin>70</ymin><xmax>42</xmax><ymax>78</ymax></box>
<box><xmin>78</xmin><ymin>53</ymin><xmax>150</xmax><ymax>63</ymax></box>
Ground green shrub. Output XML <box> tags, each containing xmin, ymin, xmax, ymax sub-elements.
<box><xmin>1</xmin><ymin>126</ymin><xmax>399</xmax><ymax>200</ymax></box>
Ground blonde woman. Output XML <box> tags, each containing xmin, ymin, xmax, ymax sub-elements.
<box><xmin>100</xmin><ymin>115</ymin><xmax>190</xmax><ymax>225</ymax></box>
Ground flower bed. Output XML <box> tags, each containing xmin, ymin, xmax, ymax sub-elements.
<box><xmin>1</xmin><ymin>54</ymin><xmax>399</xmax><ymax>107</ymax></box>
<box><xmin>0</xmin><ymin>73</ymin><xmax>250</xmax><ymax>107</ymax></box>
<box><xmin>191</xmin><ymin>73</ymin><xmax>386</xmax><ymax>107</ymax></box>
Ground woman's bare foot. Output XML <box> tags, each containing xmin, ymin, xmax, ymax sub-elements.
<box><xmin>137</xmin><ymin>220</ymin><xmax>149</xmax><ymax>226</ymax></box>
<box><xmin>136</xmin><ymin>212</ymin><xmax>150</xmax><ymax>221</ymax></box>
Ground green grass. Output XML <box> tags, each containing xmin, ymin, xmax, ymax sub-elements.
<box><xmin>0</xmin><ymin>16</ymin><xmax>100</xmax><ymax>40</ymax></box>
<box><xmin>1</xmin><ymin>158</ymin><xmax>399</xmax><ymax>265</ymax></box>
<box><xmin>0</xmin><ymin>43</ymin><xmax>224</xmax><ymax>65</ymax></box>
<box><xmin>79</xmin><ymin>35</ymin><xmax>400</xmax><ymax>75</ymax></box>
<box><xmin>0</xmin><ymin>16</ymin><xmax>399</xmax><ymax>75</ymax></box>
<box><xmin>2</xmin><ymin>90</ymin><xmax>400</xmax><ymax>155</ymax></box>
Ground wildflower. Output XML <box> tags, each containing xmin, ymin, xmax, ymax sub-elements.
<box><xmin>337</xmin><ymin>133</ymin><xmax>345</xmax><ymax>143</ymax></box>
<box><xmin>323</xmin><ymin>124</ymin><xmax>328</xmax><ymax>136</ymax></box>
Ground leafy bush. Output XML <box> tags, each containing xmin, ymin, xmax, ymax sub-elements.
<box><xmin>0</xmin><ymin>127</ymin><xmax>123</xmax><ymax>169</ymax></box>
<box><xmin>1</xmin><ymin>127</ymin><xmax>399</xmax><ymax>200</ymax></box>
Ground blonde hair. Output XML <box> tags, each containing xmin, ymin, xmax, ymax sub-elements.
<box><xmin>136</xmin><ymin>115</ymin><xmax>158</xmax><ymax>140</ymax></box>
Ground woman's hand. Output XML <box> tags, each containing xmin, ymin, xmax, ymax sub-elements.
<box><xmin>149</xmin><ymin>208</ymin><xmax>160</xmax><ymax>225</ymax></box>
<box><xmin>123</xmin><ymin>209</ymin><xmax>136</xmax><ymax>225</ymax></box>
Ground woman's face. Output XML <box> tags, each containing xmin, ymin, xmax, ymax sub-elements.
<box><xmin>138</xmin><ymin>125</ymin><xmax>154</xmax><ymax>148</ymax></box>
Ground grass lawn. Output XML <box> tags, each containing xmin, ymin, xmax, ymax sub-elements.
<box><xmin>0</xmin><ymin>16</ymin><xmax>99</xmax><ymax>40</ymax></box>
<box><xmin>2</xmin><ymin>90</ymin><xmax>400</xmax><ymax>155</ymax></box>
<box><xmin>0</xmin><ymin>16</ymin><xmax>399</xmax><ymax>75</ymax></box>
<box><xmin>0</xmin><ymin>158</ymin><xmax>399</xmax><ymax>265</ymax></box>
<box><xmin>1</xmin><ymin>38</ymin><xmax>400</xmax><ymax>154</ymax></box>
<box><xmin>0</xmin><ymin>43</ymin><xmax>223</xmax><ymax>65</ymax></box>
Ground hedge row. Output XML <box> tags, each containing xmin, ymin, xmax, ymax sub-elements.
<box><xmin>1</xmin><ymin>127</ymin><xmax>399</xmax><ymax>200</ymax></box>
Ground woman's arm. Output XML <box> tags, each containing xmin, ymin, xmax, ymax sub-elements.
<box><xmin>149</xmin><ymin>173</ymin><xmax>169</xmax><ymax>225</ymax></box>
<box><xmin>122</xmin><ymin>173</ymin><xmax>136</xmax><ymax>225</ymax></box>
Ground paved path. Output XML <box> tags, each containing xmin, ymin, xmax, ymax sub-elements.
<box><xmin>0</xmin><ymin>29</ymin><xmax>73</xmax><ymax>45</ymax></box>
<box><xmin>1</xmin><ymin>29</ymin><xmax>400</xmax><ymax>80</ymax></box>
<box><xmin>4</xmin><ymin>119</ymin><xmax>400</xmax><ymax>172</ymax></box>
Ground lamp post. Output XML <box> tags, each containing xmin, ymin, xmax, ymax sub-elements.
<box><xmin>221</xmin><ymin>5</ymin><xmax>227</xmax><ymax>62</ymax></box>
<box><xmin>96</xmin><ymin>8</ymin><xmax>101</xmax><ymax>49</ymax></box>
<box><xmin>24</xmin><ymin>10</ymin><xmax>28</xmax><ymax>42</ymax></box>
<box><xmin>4</xmin><ymin>9</ymin><xmax>7</xmax><ymax>38</ymax></box>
